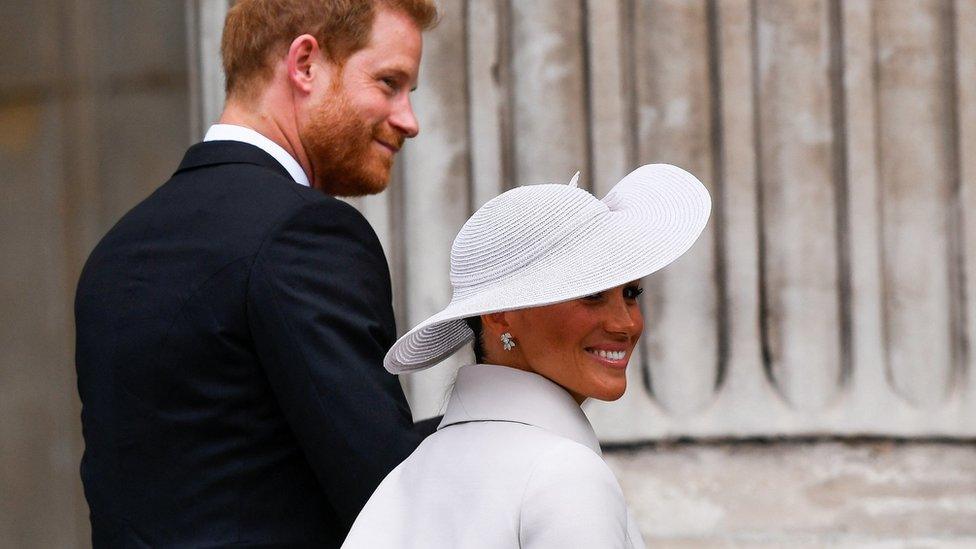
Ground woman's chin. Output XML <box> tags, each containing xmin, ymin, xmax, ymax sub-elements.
<box><xmin>587</xmin><ymin>381</ymin><xmax>627</xmax><ymax>402</ymax></box>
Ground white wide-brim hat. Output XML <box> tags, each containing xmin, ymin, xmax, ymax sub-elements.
<box><xmin>385</xmin><ymin>163</ymin><xmax>711</xmax><ymax>374</ymax></box>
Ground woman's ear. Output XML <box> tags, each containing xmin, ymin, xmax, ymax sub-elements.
<box><xmin>481</xmin><ymin>312</ymin><xmax>509</xmax><ymax>336</ymax></box>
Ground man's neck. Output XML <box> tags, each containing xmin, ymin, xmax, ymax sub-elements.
<box><xmin>218</xmin><ymin>99</ymin><xmax>314</xmax><ymax>186</ymax></box>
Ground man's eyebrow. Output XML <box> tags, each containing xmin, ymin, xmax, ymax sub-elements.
<box><xmin>380</xmin><ymin>67</ymin><xmax>410</xmax><ymax>78</ymax></box>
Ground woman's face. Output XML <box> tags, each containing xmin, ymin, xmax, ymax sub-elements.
<box><xmin>503</xmin><ymin>281</ymin><xmax>644</xmax><ymax>403</ymax></box>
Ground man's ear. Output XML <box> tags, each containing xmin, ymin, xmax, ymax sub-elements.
<box><xmin>286</xmin><ymin>34</ymin><xmax>322</xmax><ymax>94</ymax></box>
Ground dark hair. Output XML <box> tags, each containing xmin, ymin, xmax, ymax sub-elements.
<box><xmin>464</xmin><ymin>316</ymin><xmax>485</xmax><ymax>363</ymax></box>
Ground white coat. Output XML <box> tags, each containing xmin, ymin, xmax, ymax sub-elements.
<box><xmin>342</xmin><ymin>364</ymin><xmax>646</xmax><ymax>548</ymax></box>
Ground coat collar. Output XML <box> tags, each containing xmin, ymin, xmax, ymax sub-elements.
<box><xmin>438</xmin><ymin>364</ymin><xmax>602</xmax><ymax>456</ymax></box>
<box><xmin>203</xmin><ymin>124</ymin><xmax>310</xmax><ymax>187</ymax></box>
<box><xmin>174</xmin><ymin>140</ymin><xmax>293</xmax><ymax>181</ymax></box>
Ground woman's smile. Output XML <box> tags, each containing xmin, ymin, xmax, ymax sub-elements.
<box><xmin>583</xmin><ymin>345</ymin><xmax>630</xmax><ymax>368</ymax></box>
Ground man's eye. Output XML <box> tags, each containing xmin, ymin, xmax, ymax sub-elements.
<box><xmin>380</xmin><ymin>77</ymin><xmax>397</xmax><ymax>90</ymax></box>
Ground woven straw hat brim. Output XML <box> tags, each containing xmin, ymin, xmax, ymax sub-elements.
<box><xmin>384</xmin><ymin>164</ymin><xmax>711</xmax><ymax>374</ymax></box>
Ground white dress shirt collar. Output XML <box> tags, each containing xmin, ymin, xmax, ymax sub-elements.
<box><xmin>204</xmin><ymin>124</ymin><xmax>310</xmax><ymax>187</ymax></box>
<box><xmin>438</xmin><ymin>364</ymin><xmax>602</xmax><ymax>456</ymax></box>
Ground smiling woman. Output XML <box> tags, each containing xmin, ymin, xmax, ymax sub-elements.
<box><xmin>475</xmin><ymin>281</ymin><xmax>645</xmax><ymax>403</ymax></box>
<box><xmin>342</xmin><ymin>164</ymin><xmax>711</xmax><ymax>548</ymax></box>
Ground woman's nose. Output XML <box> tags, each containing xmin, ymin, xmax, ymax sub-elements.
<box><xmin>604</xmin><ymin>299</ymin><xmax>641</xmax><ymax>335</ymax></box>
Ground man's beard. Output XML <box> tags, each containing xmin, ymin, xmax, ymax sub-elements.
<box><xmin>302</xmin><ymin>90</ymin><xmax>404</xmax><ymax>197</ymax></box>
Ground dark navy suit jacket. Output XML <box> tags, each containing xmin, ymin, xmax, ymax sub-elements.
<box><xmin>75</xmin><ymin>141</ymin><xmax>424</xmax><ymax>547</ymax></box>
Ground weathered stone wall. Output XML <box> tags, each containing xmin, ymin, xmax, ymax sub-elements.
<box><xmin>606</xmin><ymin>441</ymin><xmax>976</xmax><ymax>547</ymax></box>
<box><xmin>358</xmin><ymin>0</ymin><xmax>976</xmax><ymax>441</ymax></box>
<box><xmin>0</xmin><ymin>1</ymin><xmax>190</xmax><ymax>545</ymax></box>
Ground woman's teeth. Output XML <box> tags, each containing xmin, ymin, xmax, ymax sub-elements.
<box><xmin>589</xmin><ymin>349</ymin><xmax>625</xmax><ymax>361</ymax></box>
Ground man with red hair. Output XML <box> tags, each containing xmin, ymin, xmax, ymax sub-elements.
<box><xmin>75</xmin><ymin>1</ymin><xmax>438</xmax><ymax>546</ymax></box>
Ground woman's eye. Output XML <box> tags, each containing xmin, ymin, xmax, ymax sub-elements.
<box><xmin>624</xmin><ymin>286</ymin><xmax>644</xmax><ymax>299</ymax></box>
<box><xmin>581</xmin><ymin>291</ymin><xmax>603</xmax><ymax>301</ymax></box>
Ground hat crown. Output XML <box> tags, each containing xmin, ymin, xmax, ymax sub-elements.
<box><xmin>450</xmin><ymin>184</ymin><xmax>607</xmax><ymax>298</ymax></box>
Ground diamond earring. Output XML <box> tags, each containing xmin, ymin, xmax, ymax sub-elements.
<box><xmin>500</xmin><ymin>332</ymin><xmax>516</xmax><ymax>351</ymax></box>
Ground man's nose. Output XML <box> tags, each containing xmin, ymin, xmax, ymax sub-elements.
<box><xmin>390</xmin><ymin>96</ymin><xmax>419</xmax><ymax>138</ymax></box>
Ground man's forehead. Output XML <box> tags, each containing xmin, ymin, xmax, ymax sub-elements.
<box><xmin>348</xmin><ymin>12</ymin><xmax>422</xmax><ymax>76</ymax></box>
<box><xmin>367</xmin><ymin>8</ymin><xmax>422</xmax><ymax>52</ymax></box>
